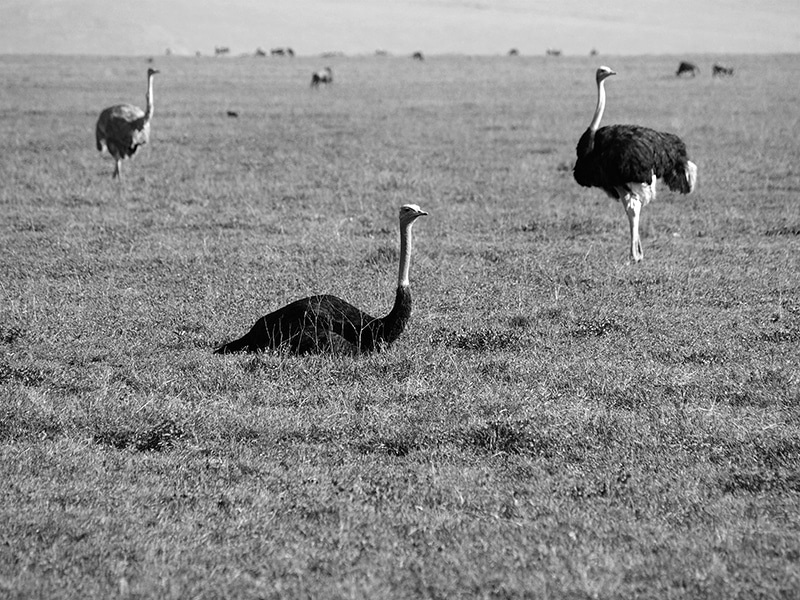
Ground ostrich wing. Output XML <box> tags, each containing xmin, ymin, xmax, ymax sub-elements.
<box><xmin>98</xmin><ymin>104</ymin><xmax>149</xmax><ymax>150</ymax></box>
<box><xmin>284</xmin><ymin>294</ymin><xmax>383</xmax><ymax>352</ymax></box>
<box><xmin>222</xmin><ymin>294</ymin><xmax>384</xmax><ymax>354</ymax></box>
<box><xmin>586</xmin><ymin>125</ymin><xmax>692</xmax><ymax>194</ymax></box>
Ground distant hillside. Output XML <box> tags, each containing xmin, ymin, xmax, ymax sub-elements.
<box><xmin>2</xmin><ymin>0</ymin><xmax>798</xmax><ymax>56</ymax></box>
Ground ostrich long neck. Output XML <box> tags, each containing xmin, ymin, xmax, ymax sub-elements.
<box><xmin>588</xmin><ymin>78</ymin><xmax>606</xmax><ymax>134</ymax></box>
<box><xmin>397</xmin><ymin>221</ymin><xmax>414</xmax><ymax>288</ymax></box>
<box><xmin>144</xmin><ymin>74</ymin><xmax>155</xmax><ymax>122</ymax></box>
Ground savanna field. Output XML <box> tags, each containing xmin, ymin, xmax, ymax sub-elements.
<box><xmin>1</xmin><ymin>52</ymin><xmax>799</xmax><ymax>599</ymax></box>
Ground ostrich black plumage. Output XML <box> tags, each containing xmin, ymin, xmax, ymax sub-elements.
<box><xmin>95</xmin><ymin>68</ymin><xmax>159</xmax><ymax>179</ymax></box>
<box><xmin>574</xmin><ymin>66</ymin><xmax>697</xmax><ymax>262</ymax></box>
<box><xmin>214</xmin><ymin>204</ymin><xmax>428</xmax><ymax>355</ymax></box>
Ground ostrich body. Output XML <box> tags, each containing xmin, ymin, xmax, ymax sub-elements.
<box><xmin>95</xmin><ymin>68</ymin><xmax>159</xmax><ymax>179</ymax></box>
<box><xmin>574</xmin><ymin>66</ymin><xmax>697</xmax><ymax>262</ymax></box>
<box><xmin>214</xmin><ymin>204</ymin><xmax>428</xmax><ymax>355</ymax></box>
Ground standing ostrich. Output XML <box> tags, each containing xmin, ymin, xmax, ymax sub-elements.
<box><xmin>214</xmin><ymin>204</ymin><xmax>428</xmax><ymax>355</ymax></box>
<box><xmin>573</xmin><ymin>66</ymin><xmax>697</xmax><ymax>262</ymax></box>
<box><xmin>95</xmin><ymin>68</ymin><xmax>159</xmax><ymax>179</ymax></box>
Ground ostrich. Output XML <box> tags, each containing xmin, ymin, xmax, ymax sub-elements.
<box><xmin>573</xmin><ymin>66</ymin><xmax>697</xmax><ymax>262</ymax></box>
<box><xmin>214</xmin><ymin>204</ymin><xmax>428</xmax><ymax>355</ymax></box>
<box><xmin>95</xmin><ymin>68</ymin><xmax>159</xmax><ymax>179</ymax></box>
<box><xmin>310</xmin><ymin>66</ymin><xmax>333</xmax><ymax>87</ymax></box>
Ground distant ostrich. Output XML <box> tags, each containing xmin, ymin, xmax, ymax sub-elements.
<box><xmin>713</xmin><ymin>64</ymin><xmax>734</xmax><ymax>77</ymax></box>
<box><xmin>214</xmin><ymin>204</ymin><xmax>428</xmax><ymax>355</ymax></box>
<box><xmin>95</xmin><ymin>68</ymin><xmax>159</xmax><ymax>179</ymax></box>
<box><xmin>310</xmin><ymin>66</ymin><xmax>333</xmax><ymax>87</ymax></box>
<box><xmin>676</xmin><ymin>61</ymin><xmax>699</xmax><ymax>77</ymax></box>
<box><xmin>412</xmin><ymin>51</ymin><xmax>424</xmax><ymax>61</ymax></box>
<box><xmin>573</xmin><ymin>66</ymin><xmax>697</xmax><ymax>262</ymax></box>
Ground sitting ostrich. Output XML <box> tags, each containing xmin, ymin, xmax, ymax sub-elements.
<box><xmin>214</xmin><ymin>204</ymin><xmax>428</xmax><ymax>355</ymax></box>
<box><xmin>95</xmin><ymin>68</ymin><xmax>159</xmax><ymax>179</ymax></box>
<box><xmin>573</xmin><ymin>66</ymin><xmax>697</xmax><ymax>262</ymax></box>
<box><xmin>676</xmin><ymin>61</ymin><xmax>699</xmax><ymax>77</ymax></box>
<box><xmin>310</xmin><ymin>66</ymin><xmax>333</xmax><ymax>87</ymax></box>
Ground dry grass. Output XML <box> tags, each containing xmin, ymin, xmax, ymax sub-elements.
<box><xmin>1</xmin><ymin>53</ymin><xmax>799</xmax><ymax>599</ymax></box>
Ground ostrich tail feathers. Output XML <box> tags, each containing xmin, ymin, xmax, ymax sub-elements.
<box><xmin>685</xmin><ymin>160</ymin><xmax>697</xmax><ymax>193</ymax></box>
<box><xmin>663</xmin><ymin>158</ymin><xmax>697</xmax><ymax>194</ymax></box>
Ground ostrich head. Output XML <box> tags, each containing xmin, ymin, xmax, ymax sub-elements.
<box><xmin>399</xmin><ymin>204</ymin><xmax>428</xmax><ymax>227</ymax></box>
<box><xmin>595</xmin><ymin>65</ymin><xmax>616</xmax><ymax>83</ymax></box>
<box><xmin>147</xmin><ymin>68</ymin><xmax>160</xmax><ymax>76</ymax></box>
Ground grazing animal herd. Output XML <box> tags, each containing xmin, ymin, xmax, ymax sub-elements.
<box><xmin>95</xmin><ymin>61</ymin><xmax>704</xmax><ymax>354</ymax></box>
<box><xmin>677</xmin><ymin>60</ymin><xmax>734</xmax><ymax>78</ymax></box>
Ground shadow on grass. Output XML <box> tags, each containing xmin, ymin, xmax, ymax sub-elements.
<box><xmin>0</xmin><ymin>404</ymin><xmax>63</xmax><ymax>442</ymax></box>
<box><xmin>94</xmin><ymin>418</ymin><xmax>186</xmax><ymax>452</ymax></box>
<box><xmin>430</xmin><ymin>327</ymin><xmax>530</xmax><ymax>352</ymax></box>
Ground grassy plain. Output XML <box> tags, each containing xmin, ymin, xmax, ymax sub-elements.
<box><xmin>1</xmin><ymin>52</ymin><xmax>799</xmax><ymax>599</ymax></box>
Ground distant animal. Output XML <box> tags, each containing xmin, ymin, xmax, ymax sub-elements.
<box><xmin>573</xmin><ymin>66</ymin><xmax>697</xmax><ymax>262</ymax></box>
<box><xmin>214</xmin><ymin>204</ymin><xmax>428</xmax><ymax>355</ymax></box>
<box><xmin>412</xmin><ymin>51</ymin><xmax>424</xmax><ymax>61</ymax></box>
<box><xmin>508</xmin><ymin>48</ymin><xmax>519</xmax><ymax>56</ymax></box>
<box><xmin>214</xmin><ymin>46</ymin><xmax>230</xmax><ymax>56</ymax></box>
<box><xmin>676</xmin><ymin>61</ymin><xmax>699</xmax><ymax>77</ymax></box>
<box><xmin>270</xmin><ymin>47</ymin><xmax>294</xmax><ymax>57</ymax></box>
<box><xmin>590</xmin><ymin>49</ymin><xmax>599</xmax><ymax>57</ymax></box>
<box><xmin>712</xmin><ymin>64</ymin><xmax>734</xmax><ymax>77</ymax></box>
<box><xmin>310</xmin><ymin>66</ymin><xmax>333</xmax><ymax>87</ymax></box>
<box><xmin>226</xmin><ymin>110</ymin><xmax>239</xmax><ymax>118</ymax></box>
<box><xmin>546</xmin><ymin>48</ymin><xmax>562</xmax><ymax>56</ymax></box>
<box><xmin>95</xmin><ymin>68</ymin><xmax>159</xmax><ymax>179</ymax></box>
<box><xmin>255</xmin><ymin>48</ymin><xmax>267</xmax><ymax>57</ymax></box>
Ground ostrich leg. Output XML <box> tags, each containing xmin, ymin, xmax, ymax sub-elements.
<box><xmin>624</xmin><ymin>194</ymin><xmax>643</xmax><ymax>262</ymax></box>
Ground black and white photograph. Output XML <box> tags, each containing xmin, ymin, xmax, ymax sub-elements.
<box><xmin>1</xmin><ymin>1</ymin><xmax>798</xmax><ymax>598</ymax></box>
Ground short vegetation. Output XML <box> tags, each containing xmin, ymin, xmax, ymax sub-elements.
<box><xmin>0</xmin><ymin>54</ymin><xmax>798</xmax><ymax>599</ymax></box>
